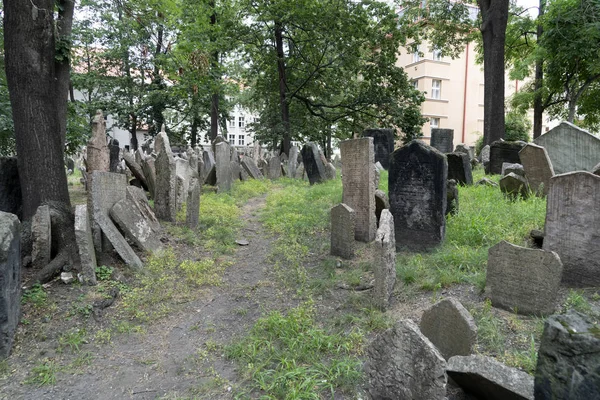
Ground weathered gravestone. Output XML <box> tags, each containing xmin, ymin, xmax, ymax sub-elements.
<box><xmin>592</xmin><ymin>161</ymin><xmax>600</xmax><ymax>176</ymax></box>
<box><xmin>487</xmin><ymin>141</ymin><xmax>525</xmax><ymax>175</ymax></box>
<box><xmin>389</xmin><ymin>140</ymin><xmax>447</xmax><ymax>251</ymax></box>
<box><xmin>215</xmin><ymin>142</ymin><xmax>232</xmax><ymax>192</ymax></box>
<box><xmin>372</xmin><ymin>209</ymin><xmax>396</xmax><ymax>311</ymax></box>
<box><xmin>154</xmin><ymin>131</ymin><xmax>177</xmax><ymax>222</ymax></box>
<box><xmin>543</xmin><ymin>171</ymin><xmax>600</xmax><ymax>287</ymax></box>
<box><xmin>420</xmin><ymin>297</ymin><xmax>477</xmax><ymax>360</ymax></box>
<box><xmin>108</xmin><ymin>138</ymin><xmax>120</xmax><ymax>173</ymax></box>
<box><xmin>518</xmin><ymin>143</ymin><xmax>554</xmax><ymax>196</ymax></box>
<box><xmin>340</xmin><ymin>138</ymin><xmax>377</xmax><ymax>242</ymax></box>
<box><xmin>123</xmin><ymin>152</ymin><xmax>148</xmax><ymax>191</ymax></box>
<box><xmin>533</xmin><ymin>121</ymin><xmax>600</xmax><ymax>174</ymax></box>
<box><xmin>140</xmin><ymin>156</ymin><xmax>156</xmax><ymax>199</ymax></box>
<box><xmin>447</xmin><ymin>152</ymin><xmax>473</xmax><ymax>185</ymax></box>
<box><xmin>454</xmin><ymin>143</ymin><xmax>470</xmax><ymax>157</ymax></box>
<box><xmin>430</xmin><ymin>128</ymin><xmax>454</xmax><ymax>154</ymax></box>
<box><xmin>446</xmin><ymin>179</ymin><xmax>459</xmax><ymax>216</ymax></box>
<box><xmin>499</xmin><ymin>172</ymin><xmax>530</xmax><ymax>200</ymax></box>
<box><xmin>374</xmin><ymin>189</ymin><xmax>389</xmax><ymax>225</ymax></box>
<box><xmin>175</xmin><ymin>158</ymin><xmax>194</xmax><ymax>211</ymax></box>
<box><xmin>211</xmin><ymin>135</ymin><xmax>226</xmax><ymax>154</ymax></box>
<box><xmin>324</xmin><ymin>162</ymin><xmax>337</xmax><ymax>180</ymax></box>
<box><xmin>288</xmin><ymin>145</ymin><xmax>299</xmax><ymax>178</ymax></box>
<box><xmin>74</xmin><ymin>205</ymin><xmax>97</xmax><ymax>285</ymax></box>
<box><xmin>0</xmin><ymin>158</ymin><xmax>22</xmax><ymax>219</ymax></box>
<box><xmin>240</xmin><ymin>155</ymin><xmax>264</xmax><ymax>179</ymax></box>
<box><xmin>296</xmin><ymin>162</ymin><xmax>305</xmax><ymax>180</ymax></box>
<box><xmin>362</xmin><ymin>128</ymin><xmax>395</xmax><ymax>170</ymax></box>
<box><xmin>534</xmin><ymin>311</ymin><xmax>600</xmax><ymax>400</ymax></box>
<box><xmin>125</xmin><ymin>186</ymin><xmax>160</xmax><ymax>232</ymax></box>
<box><xmin>203</xmin><ymin>149</ymin><xmax>216</xmax><ymax>185</ymax></box>
<box><xmin>186</xmin><ymin>153</ymin><xmax>201</xmax><ymax>229</ymax></box>
<box><xmin>31</xmin><ymin>205</ymin><xmax>51</xmax><ymax>269</ymax></box>
<box><xmin>447</xmin><ymin>355</ymin><xmax>534</xmax><ymax>400</ymax></box>
<box><xmin>366</xmin><ymin>319</ymin><xmax>447</xmax><ymax>400</ymax></box>
<box><xmin>0</xmin><ymin>212</ymin><xmax>21</xmax><ymax>358</ymax></box>
<box><xmin>267</xmin><ymin>155</ymin><xmax>281</xmax><ymax>180</ymax></box>
<box><xmin>502</xmin><ymin>162</ymin><xmax>525</xmax><ymax>177</ymax></box>
<box><xmin>86</xmin><ymin>110</ymin><xmax>110</xmax><ymax>173</ymax></box>
<box><xmin>301</xmin><ymin>142</ymin><xmax>327</xmax><ymax>185</ymax></box>
<box><xmin>110</xmin><ymin>198</ymin><xmax>163</xmax><ymax>253</ymax></box>
<box><xmin>480</xmin><ymin>144</ymin><xmax>490</xmax><ymax>171</ymax></box>
<box><xmin>330</xmin><ymin>203</ymin><xmax>355</xmax><ymax>260</ymax></box>
<box><xmin>487</xmin><ymin>241</ymin><xmax>562</xmax><ymax>315</ymax></box>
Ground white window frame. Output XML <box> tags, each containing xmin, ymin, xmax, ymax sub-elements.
<box><xmin>412</xmin><ymin>79</ymin><xmax>419</xmax><ymax>90</ymax></box>
<box><xmin>228</xmin><ymin>119</ymin><xmax>235</xmax><ymax>128</ymax></box>
<box><xmin>412</xmin><ymin>45</ymin><xmax>421</xmax><ymax>63</ymax></box>
<box><xmin>430</xmin><ymin>117</ymin><xmax>440</xmax><ymax>128</ymax></box>
<box><xmin>228</xmin><ymin>134</ymin><xmax>236</xmax><ymax>143</ymax></box>
<box><xmin>238</xmin><ymin>115</ymin><xmax>245</xmax><ymax>129</ymax></box>
<box><xmin>432</xmin><ymin>48</ymin><xmax>442</xmax><ymax>61</ymax></box>
<box><xmin>431</xmin><ymin>79</ymin><xmax>441</xmax><ymax>99</ymax></box>
<box><xmin>238</xmin><ymin>134</ymin><xmax>245</xmax><ymax>146</ymax></box>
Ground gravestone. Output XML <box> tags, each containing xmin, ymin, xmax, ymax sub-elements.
<box><xmin>125</xmin><ymin>187</ymin><xmax>160</xmax><ymax>233</ymax></box>
<box><xmin>202</xmin><ymin>149</ymin><xmax>216</xmax><ymax>185</ymax></box>
<box><xmin>487</xmin><ymin>241</ymin><xmax>562</xmax><ymax>315</ymax></box>
<box><xmin>154</xmin><ymin>131</ymin><xmax>177</xmax><ymax>222</ymax></box>
<box><xmin>108</xmin><ymin>138</ymin><xmax>120</xmax><ymax>173</ymax></box>
<box><xmin>366</xmin><ymin>320</ymin><xmax>447</xmax><ymax>400</ymax></box>
<box><xmin>543</xmin><ymin>172</ymin><xmax>600</xmax><ymax>287</ymax></box>
<box><xmin>175</xmin><ymin>158</ymin><xmax>194</xmax><ymax>210</ymax></box>
<box><xmin>325</xmin><ymin>162</ymin><xmax>337</xmax><ymax>180</ymax></box>
<box><xmin>446</xmin><ymin>179</ymin><xmax>459</xmax><ymax>216</ymax></box>
<box><xmin>211</xmin><ymin>135</ymin><xmax>226</xmax><ymax>154</ymax></box>
<box><xmin>110</xmin><ymin>198</ymin><xmax>163</xmax><ymax>253</ymax></box>
<box><xmin>420</xmin><ymin>297</ymin><xmax>477</xmax><ymax>360</ymax></box>
<box><xmin>0</xmin><ymin>212</ymin><xmax>21</xmax><ymax>358</ymax></box>
<box><xmin>88</xmin><ymin>171</ymin><xmax>127</xmax><ymax>251</ymax></box>
<box><xmin>447</xmin><ymin>355</ymin><xmax>534</xmax><ymax>400</ymax></box>
<box><xmin>502</xmin><ymin>162</ymin><xmax>525</xmax><ymax>177</ymax></box>
<box><xmin>267</xmin><ymin>155</ymin><xmax>281</xmax><ymax>180</ymax></box>
<box><xmin>340</xmin><ymin>138</ymin><xmax>377</xmax><ymax>242</ymax></box>
<box><xmin>454</xmin><ymin>143</ymin><xmax>470</xmax><ymax>157</ymax></box>
<box><xmin>480</xmin><ymin>145</ymin><xmax>490</xmax><ymax>171</ymax></box>
<box><xmin>534</xmin><ymin>121</ymin><xmax>600</xmax><ymax>174</ymax></box>
<box><xmin>372</xmin><ymin>209</ymin><xmax>396</xmax><ymax>311</ymax></box>
<box><xmin>296</xmin><ymin>162</ymin><xmax>305</xmax><ymax>180</ymax></box>
<box><xmin>499</xmin><ymin>173</ymin><xmax>530</xmax><ymax>200</ymax></box>
<box><xmin>330</xmin><ymin>203</ymin><xmax>355</xmax><ymax>260</ymax></box>
<box><xmin>288</xmin><ymin>145</ymin><xmax>299</xmax><ymax>178</ymax></box>
<box><xmin>487</xmin><ymin>141</ymin><xmax>525</xmax><ymax>175</ymax></box>
<box><xmin>86</xmin><ymin>110</ymin><xmax>110</xmax><ymax>173</ymax></box>
<box><xmin>74</xmin><ymin>205</ymin><xmax>97</xmax><ymax>286</ymax></box>
<box><xmin>374</xmin><ymin>189</ymin><xmax>389</xmax><ymax>225</ymax></box>
<box><xmin>95</xmin><ymin>211</ymin><xmax>143</xmax><ymax>269</ymax></box>
<box><xmin>446</xmin><ymin>152</ymin><xmax>473</xmax><ymax>185</ymax></box>
<box><xmin>123</xmin><ymin>152</ymin><xmax>148</xmax><ymax>191</ymax></box>
<box><xmin>0</xmin><ymin>158</ymin><xmax>22</xmax><ymax>219</ymax></box>
<box><xmin>241</xmin><ymin>155</ymin><xmax>264</xmax><ymax>179</ymax></box>
<box><xmin>389</xmin><ymin>140</ymin><xmax>447</xmax><ymax>251</ymax></box>
<box><xmin>430</xmin><ymin>128</ymin><xmax>454</xmax><ymax>153</ymax></box>
<box><xmin>140</xmin><ymin>156</ymin><xmax>156</xmax><ymax>199</ymax></box>
<box><xmin>519</xmin><ymin>143</ymin><xmax>554</xmax><ymax>196</ymax></box>
<box><xmin>31</xmin><ymin>205</ymin><xmax>51</xmax><ymax>269</ymax></box>
<box><xmin>476</xmin><ymin>177</ymin><xmax>498</xmax><ymax>187</ymax></box>
<box><xmin>186</xmin><ymin>153</ymin><xmax>201</xmax><ymax>229</ymax></box>
<box><xmin>215</xmin><ymin>142</ymin><xmax>232</xmax><ymax>192</ymax></box>
<box><xmin>301</xmin><ymin>142</ymin><xmax>327</xmax><ymax>185</ymax></box>
<box><xmin>592</xmin><ymin>161</ymin><xmax>600</xmax><ymax>176</ymax></box>
<box><xmin>362</xmin><ymin>128</ymin><xmax>395</xmax><ymax>170</ymax></box>
<box><xmin>534</xmin><ymin>311</ymin><xmax>600</xmax><ymax>400</ymax></box>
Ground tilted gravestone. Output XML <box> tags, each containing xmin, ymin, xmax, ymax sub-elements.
<box><xmin>0</xmin><ymin>158</ymin><xmax>22</xmax><ymax>220</ymax></box>
<box><xmin>155</xmin><ymin>130</ymin><xmax>177</xmax><ymax>221</ymax></box>
<box><xmin>215</xmin><ymin>142</ymin><xmax>233</xmax><ymax>192</ymax></box>
<box><xmin>330</xmin><ymin>203</ymin><xmax>355</xmax><ymax>260</ymax></box>
<box><xmin>31</xmin><ymin>205</ymin><xmax>51</xmax><ymax>270</ymax></box>
<box><xmin>372</xmin><ymin>209</ymin><xmax>396</xmax><ymax>311</ymax></box>
<box><xmin>519</xmin><ymin>143</ymin><xmax>554</xmax><ymax>196</ymax></box>
<box><xmin>534</xmin><ymin>311</ymin><xmax>600</xmax><ymax>400</ymax></box>
<box><xmin>499</xmin><ymin>172</ymin><xmax>530</xmax><ymax>200</ymax></box>
<box><xmin>288</xmin><ymin>145</ymin><xmax>299</xmax><ymax>178</ymax></box>
<box><xmin>86</xmin><ymin>110</ymin><xmax>110</xmax><ymax>173</ymax></box>
<box><xmin>534</xmin><ymin>121</ymin><xmax>600</xmax><ymax>174</ymax></box>
<box><xmin>340</xmin><ymin>138</ymin><xmax>377</xmax><ymax>242</ymax></box>
<box><xmin>202</xmin><ymin>149</ymin><xmax>216</xmax><ymax>185</ymax></box>
<box><xmin>487</xmin><ymin>241</ymin><xmax>563</xmax><ymax>315</ymax></box>
<box><xmin>123</xmin><ymin>152</ymin><xmax>148</xmax><ymax>191</ymax></box>
<box><xmin>420</xmin><ymin>297</ymin><xmax>477</xmax><ymax>360</ymax></box>
<box><xmin>0</xmin><ymin>212</ymin><xmax>21</xmax><ymax>358</ymax></box>
<box><xmin>446</xmin><ymin>152</ymin><xmax>473</xmax><ymax>185</ymax></box>
<box><xmin>430</xmin><ymin>128</ymin><xmax>454</xmax><ymax>154</ymax></box>
<box><xmin>140</xmin><ymin>156</ymin><xmax>156</xmax><ymax>200</ymax></box>
<box><xmin>74</xmin><ymin>205</ymin><xmax>97</xmax><ymax>286</ymax></box>
<box><xmin>240</xmin><ymin>155</ymin><xmax>264</xmax><ymax>179</ymax></box>
<box><xmin>389</xmin><ymin>140</ymin><xmax>447</xmax><ymax>251</ymax></box>
<box><xmin>543</xmin><ymin>171</ymin><xmax>600</xmax><ymax>287</ymax></box>
<box><xmin>487</xmin><ymin>141</ymin><xmax>525</xmax><ymax>175</ymax></box>
<box><xmin>110</xmin><ymin>198</ymin><xmax>163</xmax><ymax>253</ymax></box>
<box><xmin>267</xmin><ymin>155</ymin><xmax>282</xmax><ymax>180</ymax></box>
<box><xmin>301</xmin><ymin>142</ymin><xmax>327</xmax><ymax>185</ymax></box>
<box><xmin>362</xmin><ymin>128</ymin><xmax>395</xmax><ymax>170</ymax></box>
<box><xmin>366</xmin><ymin>319</ymin><xmax>447</xmax><ymax>400</ymax></box>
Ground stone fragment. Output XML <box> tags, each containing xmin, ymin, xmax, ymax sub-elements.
<box><xmin>0</xmin><ymin>212</ymin><xmax>21</xmax><ymax>358</ymax></box>
<box><xmin>288</xmin><ymin>145</ymin><xmax>300</xmax><ymax>178</ymax></box>
<box><xmin>592</xmin><ymin>161</ymin><xmax>600</xmax><ymax>176</ymax></box>
<box><xmin>215</xmin><ymin>142</ymin><xmax>232</xmax><ymax>192</ymax></box>
<box><xmin>430</xmin><ymin>128</ymin><xmax>454</xmax><ymax>154</ymax></box>
<box><xmin>154</xmin><ymin>130</ymin><xmax>177</xmax><ymax>222</ymax></box>
<box><xmin>362</xmin><ymin>128</ymin><xmax>395</xmax><ymax>169</ymax></box>
<box><xmin>372</xmin><ymin>210</ymin><xmax>396</xmax><ymax>311</ymax></box>
<box><xmin>447</xmin><ymin>152</ymin><xmax>473</xmax><ymax>185</ymax></box>
<box><xmin>110</xmin><ymin>198</ymin><xmax>163</xmax><ymax>253</ymax></box>
<box><xmin>0</xmin><ymin>158</ymin><xmax>22</xmax><ymax>219</ymax></box>
<box><xmin>340</xmin><ymin>138</ymin><xmax>377</xmax><ymax>242</ymax></box>
<box><xmin>74</xmin><ymin>205</ymin><xmax>97</xmax><ymax>286</ymax></box>
<box><xmin>123</xmin><ymin>152</ymin><xmax>148</xmax><ymax>190</ymax></box>
<box><xmin>366</xmin><ymin>319</ymin><xmax>447</xmax><ymax>400</ymax></box>
<box><xmin>374</xmin><ymin>189</ymin><xmax>389</xmax><ymax>225</ymax></box>
<box><xmin>420</xmin><ymin>298</ymin><xmax>477</xmax><ymax>359</ymax></box>
<box><xmin>301</xmin><ymin>142</ymin><xmax>327</xmax><ymax>185</ymax></box>
<box><xmin>501</xmin><ymin>162</ymin><xmax>525</xmax><ymax>177</ymax></box>
<box><xmin>475</xmin><ymin>177</ymin><xmax>498</xmax><ymax>187</ymax></box>
<box><xmin>389</xmin><ymin>140</ymin><xmax>447</xmax><ymax>251</ymax></box>
<box><xmin>487</xmin><ymin>241</ymin><xmax>562</xmax><ymax>315</ymax></box>
<box><xmin>487</xmin><ymin>141</ymin><xmax>525</xmax><ymax>175</ymax></box>
<box><xmin>60</xmin><ymin>272</ymin><xmax>74</xmax><ymax>284</ymax></box>
<box><xmin>446</xmin><ymin>179</ymin><xmax>459</xmax><ymax>216</ymax></box>
<box><xmin>31</xmin><ymin>205</ymin><xmax>51</xmax><ymax>269</ymax></box>
<box><xmin>108</xmin><ymin>139</ymin><xmax>120</xmax><ymax>173</ymax></box>
<box><xmin>447</xmin><ymin>355</ymin><xmax>534</xmax><ymax>400</ymax></box>
<box><xmin>519</xmin><ymin>143</ymin><xmax>555</xmax><ymax>196</ymax></box>
<box><xmin>86</xmin><ymin>110</ymin><xmax>110</xmax><ymax>173</ymax></box>
<box><xmin>499</xmin><ymin>172</ymin><xmax>530</xmax><ymax>200</ymax></box>
<box><xmin>534</xmin><ymin>311</ymin><xmax>600</xmax><ymax>400</ymax></box>
<box><xmin>267</xmin><ymin>155</ymin><xmax>281</xmax><ymax>180</ymax></box>
<box><xmin>543</xmin><ymin>171</ymin><xmax>600</xmax><ymax>287</ymax></box>
<box><xmin>330</xmin><ymin>203</ymin><xmax>355</xmax><ymax>260</ymax></box>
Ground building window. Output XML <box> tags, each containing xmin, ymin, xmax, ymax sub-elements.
<box><xmin>238</xmin><ymin>135</ymin><xmax>245</xmax><ymax>146</ymax></box>
<box><xmin>238</xmin><ymin>115</ymin><xmax>245</xmax><ymax>129</ymax></box>
<box><xmin>431</xmin><ymin>79</ymin><xmax>441</xmax><ymax>99</ymax></box>
<box><xmin>432</xmin><ymin>48</ymin><xmax>442</xmax><ymax>61</ymax></box>
<box><xmin>228</xmin><ymin>134</ymin><xmax>235</xmax><ymax>143</ymax></box>
<box><xmin>430</xmin><ymin>117</ymin><xmax>440</xmax><ymax>128</ymax></box>
<box><xmin>228</xmin><ymin>119</ymin><xmax>235</xmax><ymax>128</ymax></box>
<box><xmin>412</xmin><ymin>79</ymin><xmax>419</xmax><ymax>90</ymax></box>
<box><xmin>412</xmin><ymin>45</ymin><xmax>420</xmax><ymax>63</ymax></box>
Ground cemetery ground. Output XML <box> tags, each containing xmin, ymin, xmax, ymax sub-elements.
<box><xmin>1</xmin><ymin>168</ymin><xmax>599</xmax><ymax>399</ymax></box>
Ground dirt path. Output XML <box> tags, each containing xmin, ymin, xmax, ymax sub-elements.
<box><xmin>0</xmin><ymin>195</ymin><xmax>283</xmax><ymax>400</ymax></box>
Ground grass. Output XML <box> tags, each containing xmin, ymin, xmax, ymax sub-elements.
<box><xmin>25</xmin><ymin>360</ymin><xmax>57</xmax><ymax>386</ymax></box>
<box><xmin>21</xmin><ymin>284</ymin><xmax>48</xmax><ymax>309</ymax></box>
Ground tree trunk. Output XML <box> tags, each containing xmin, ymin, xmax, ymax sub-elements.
<box><xmin>275</xmin><ymin>21</ymin><xmax>291</xmax><ymax>156</ymax></box>
<box><xmin>130</xmin><ymin>114</ymin><xmax>138</xmax><ymax>150</ymax></box>
<box><xmin>567</xmin><ymin>99</ymin><xmax>577</xmax><ymax>123</ymax></box>
<box><xmin>150</xmin><ymin>23</ymin><xmax>166</xmax><ymax>137</ymax></box>
<box><xmin>478</xmin><ymin>0</ymin><xmax>509</xmax><ymax>146</ymax></box>
<box><xmin>209</xmin><ymin>5</ymin><xmax>219</xmax><ymax>141</ymax></box>
<box><xmin>533</xmin><ymin>0</ymin><xmax>545</xmax><ymax>139</ymax></box>
<box><xmin>191</xmin><ymin>105</ymin><xmax>199</xmax><ymax>147</ymax></box>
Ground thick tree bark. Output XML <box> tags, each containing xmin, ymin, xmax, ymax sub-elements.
<box><xmin>275</xmin><ymin>21</ymin><xmax>291</xmax><ymax>156</ymax></box>
<box><xmin>533</xmin><ymin>0</ymin><xmax>545</xmax><ymax>139</ymax></box>
<box><xmin>478</xmin><ymin>0</ymin><xmax>509</xmax><ymax>146</ymax></box>
<box><xmin>209</xmin><ymin>5</ymin><xmax>219</xmax><ymax>141</ymax></box>
<box><xmin>129</xmin><ymin>114</ymin><xmax>138</xmax><ymax>150</ymax></box>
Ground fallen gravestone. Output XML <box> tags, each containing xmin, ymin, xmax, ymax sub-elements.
<box><xmin>430</xmin><ymin>128</ymin><xmax>454</xmax><ymax>154</ymax></box>
<box><xmin>447</xmin><ymin>152</ymin><xmax>473</xmax><ymax>185</ymax></box>
<box><xmin>140</xmin><ymin>156</ymin><xmax>156</xmax><ymax>199</ymax></box>
<box><xmin>31</xmin><ymin>205</ymin><xmax>51</xmax><ymax>270</ymax></box>
<box><xmin>86</xmin><ymin>110</ymin><xmax>110</xmax><ymax>173</ymax></box>
<box><xmin>372</xmin><ymin>209</ymin><xmax>396</xmax><ymax>311</ymax></box>
<box><xmin>301</xmin><ymin>142</ymin><xmax>327</xmax><ymax>185</ymax></box>
<box><xmin>330</xmin><ymin>203</ymin><xmax>355</xmax><ymax>260</ymax></box>
<box><xmin>154</xmin><ymin>130</ymin><xmax>177</xmax><ymax>221</ymax></box>
<box><xmin>389</xmin><ymin>140</ymin><xmax>447</xmax><ymax>251</ymax></box>
<box><xmin>362</xmin><ymin>128</ymin><xmax>395</xmax><ymax>170</ymax></box>
<box><xmin>519</xmin><ymin>143</ymin><xmax>554</xmax><ymax>196</ymax></box>
<box><xmin>74</xmin><ymin>205</ymin><xmax>97</xmax><ymax>285</ymax></box>
<box><xmin>110</xmin><ymin>198</ymin><xmax>163</xmax><ymax>253</ymax></box>
<box><xmin>0</xmin><ymin>212</ymin><xmax>21</xmax><ymax>358</ymax></box>
<box><xmin>0</xmin><ymin>158</ymin><xmax>22</xmax><ymax>219</ymax></box>
<box><xmin>215</xmin><ymin>142</ymin><xmax>233</xmax><ymax>192</ymax></box>
<box><xmin>499</xmin><ymin>172</ymin><xmax>529</xmax><ymax>200</ymax></box>
<box><xmin>420</xmin><ymin>297</ymin><xmax>477</xmax><ymax>360</ymax></box>
<box><xmin>446</xmin><ymin>179</ymin><xmax>459</xmax><ymax>216</ymax></box>
<box><xmin>487</xmin><ymin>241</ymin><xmax>562</xmax><ymax>315</ymax></box>
<box><xmin>543</xmin><ymin>172</ymin><xmax>600</xmax><ymax>287</ymax></box>
<box><xmin>487</xmin><ymin>141</ymin><xmax>525</xmax><ymax>175</ymax></box>
<box><xmin>240</xmin><ymin>155</ymin><xmax>264</xmax><ymax>179</ymax></box>
<box><xmin>475</xmin><ymin>177</ymin><xmax>498</xmax><ymax>187</ymax></box>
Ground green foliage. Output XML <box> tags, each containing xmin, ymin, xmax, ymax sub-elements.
<box><xmin>25</xmin><ymin>360</ymin><xmax>57</xmax><ymax>386</ymax></box>
<box><xmin>564</xmin><ymin>290</ymin><xmax>593</xmax><ymax>315</ymax></box>
<box><xmin>22</xmin><ymin>284</ymin><xmax>48</xmax><ymax>309</ymax></box>
<box><xmin>95</xmin><ymin>265</ymin><xmax>114</xmax><ymax>281</ymax></box>
<box><xmin>471</xmin><ymin>300</ymin><xmax>505</xmax><ymax>355</ymax></box>
<box><xmin>504</xmin><ymin>111</ymin><xmax>531</xmax><ymax>142</ymax></box>
<box><xmin>58</xmin><ymin>328</ymin><xmax>88</xmax><ymax>353</ymax></box>
<box><xmin>198</xmin><ymin>192</ymin><xmax>242</xmax><ymax>253</ymax></box>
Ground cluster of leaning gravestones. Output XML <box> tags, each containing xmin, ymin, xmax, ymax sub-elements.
<box><xmin>329</xmin><ymin>127</ymin><xmax>600</xmax><ymax>399</ymax></box>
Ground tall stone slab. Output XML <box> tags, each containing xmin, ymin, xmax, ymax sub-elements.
<box><xmin>202</xmin><ymin>149</ymin><xmax>216</xmax><ymax>185</ymax></box>
<box><xmin>88</xmin><ymin>171</ymin><xmax>127</xmax><ymax>252</ymax></box>
<box><xmin>534</xmin><ymin>121</ymin><xmax>600</xmax><ymax>174</ymax></box>
<box><xmin>519</xmin><ymin>143</ymin><xmax>554</xmax><ymax>196</ymax></box>
<box><xmin>362</xmin><ymin>128</ymin><xmax>395</xmax><ymax>170</ymax></box>
<box><xmin>240</xmin><ymin>155</ymin><xmax>264</xmax><ymax>179</ymax></box>
<box><xmin>74</xmin><ymin>205</ymin><xmax>97</xmax><ymax>286</ymax></box>
<box><xmin>330</xmin><ymin>203</ymin><xmax>355</xmax><ymax>260</ymax></box>
<box><xmin>372</xmin><ymin>209</ymin><xmax>396</xmax><ymax>311</ymax></box>
<box><xmin>215</xmin><ymin>142</ymin><xmax>232</xmax><ymax>192</ymax></box>
<box><xmin>534</xmin><ymin>311</ymin><xmax>600</xmax><ymax>400</ymax></box>
<box><xmin>301</xmin><ymin>142</ymin><xmax>327</xmax><ymax>185</ymax></box>
<box><xmin>0</xmin><ymin>158</ymin><xmax>22</xmax><ymax>220</ymax></box>
<box><xmin>0</xmin><ymin>212</ymin><xmax>21</xmax><ymax>358</ymax></box>
<box><xmin>288</xmin><ymin>145</ymin><xmax>299</xmax><ymax>178</ymax></box>
<box><xmin>430</xmin><ymin>128</ymin><xmax>454</xmax><ymax>154</ymax></box>
<box><xmin>487</xmin><ymin>241</ymin><xmax>563</xmax><ymax>315</ymax></box>
<box><xmin>340</xmin><ymin>138</ymin><xmax>377</xmax><ymax>242</ymax></box>
<box><xmin>446</xmin><ymin>152</ymin><xmax>473</xmax><ymax>185</ymax></box>
<box><xmin>108</xmin><ymin>138</ymin><xmax>120</xmax><ymax>173</ymax></box>
<box><xmin>389</xmin><ymin>140</ymin><xmax>447</xmax><ymax>251</ymax></box>
<box><xmin>186</xmin><ymin>177</ymin><xmax>201</xmax><ymax>229</ymax></box>
<box><xmin>94</xmin><ymin>211</ymin><xmax>143</xmax><ymax>269</ymax></box>
<box><xmin>86</xmin><ymin>110</ymin><xmax>110</xmax><ymax>173</ymax></box>
<box><xmin>487</xmin><ymin>141</ymin><xmax>525</xmax><ymax>175</ymax></box>
<box><xmin>154</xmin><ymin>131</ymin><xmax>177</xmax><ymax>222</ymax></box>
<box><xmin>267</xmin><ymin>155</ymin><xmax>282</xmax><ymax>180</ymax></box>
<box><xmin>110</xmin><ymin>198</ymin><xmax>163</xmax><ymax>253</ymax></box>
<box><xmin>140</xmin><ymin>156</ymin><xmax>156</xmax><ymax>199</ymax></box>
<box><xmin>31</xmin><ymin>205</ymin><xmax>51</xmax><ymax>269</ymax></box>
<box><xmin>480</xmin><ymin>145</ymin><xmax>490</xmax><ymax>171</ymax></box>
<box><xmin>543</xmin><ymin>172</ymin><xmax>600</xmax><ymax>287</ymax></box>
